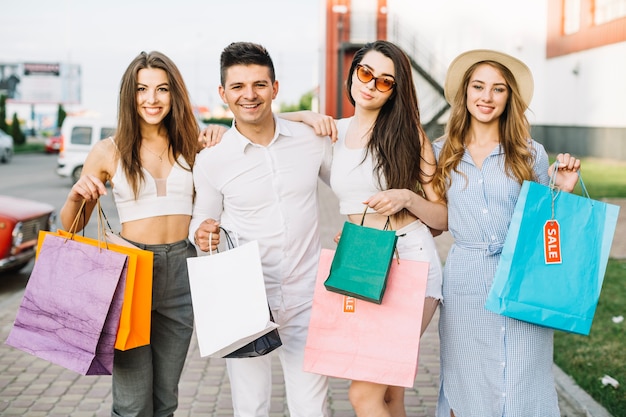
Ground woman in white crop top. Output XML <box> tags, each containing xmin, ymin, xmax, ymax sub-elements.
<box><xmin>282</xmin><ymin>41</ymin><xmax>447</xmax><ymax>417</ymax></box>
<box><xmin>59</xmin><ymin>51</ymin><xmax>212</xmax><ymax>417</ymax></box>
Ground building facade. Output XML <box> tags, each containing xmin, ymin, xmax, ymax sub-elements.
<box><xmin>322</xmin><ymin>0</ymin><xmax>626</xmax><ymax>160</ymax></box>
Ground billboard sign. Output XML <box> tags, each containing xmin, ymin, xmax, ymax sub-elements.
<box><xmin>0</xmin><ymin>62</ymin><xmax>81</xmax><ymax>105</ymax></box>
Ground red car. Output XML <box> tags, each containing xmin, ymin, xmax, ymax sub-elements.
<box><xmin>45</xmin><ymin>133</ymin><xmax>62</xmax><ymax>153</ymax></box>
<box><xmin>0</xmin><ymin>195</ymin><xmax>56</xmax><ymax>273</ymax></box>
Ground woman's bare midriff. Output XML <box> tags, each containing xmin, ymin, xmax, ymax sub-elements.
<box><xmin>347</xmin><ymin>211</ymin><xmax>418</xmax><ymax>231</ymax></box>
<box><xmin>120</xmin><ymin>214</ymin><xmax>191</xmax><ymax>245</ymax></box>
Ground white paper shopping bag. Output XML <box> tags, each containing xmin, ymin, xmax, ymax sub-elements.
<box><xmin>186</xmin><ymin>239</ymin><xmax>278</xmax><ymax>357</ymax></box>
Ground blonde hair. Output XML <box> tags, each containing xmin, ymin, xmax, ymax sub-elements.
<box><xmin>433</xmin><ymin>60</ymin><xmax>536</xmax><ymax>199</ymax></box>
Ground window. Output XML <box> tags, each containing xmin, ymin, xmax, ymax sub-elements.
<box><xmin>595</xmin><ymin>0</ymin><xmax>626</xmax><ymax>24</ymax></box>
<box><xmin>71</xmin><ymin>127</ymin><xmax>92</xmax><ymax>145</ymax></box>
<box><xmin>100</xmin><ymin>127</ymin><xmax>116</xmax><ymax>140</ymax></box>
<box><xmin>547</xmin><ymin>0</ymin><xmax>626</xmax><ymax>57</ymax></box>
<box><xmin>563</xmin><ymin>0</ymin><xmax>581</xmax><ymax>34</ymax></box>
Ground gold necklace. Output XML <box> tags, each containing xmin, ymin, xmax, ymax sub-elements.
<box><xmin>143</xmin><ymin>143</ymin><xmax>169</xmax><ymax>162</ymax></box>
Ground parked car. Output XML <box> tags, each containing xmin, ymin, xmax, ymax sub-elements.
<box><xmin>44</xmin><ymin>130</ymin><xmax>62</xmax><ymax>153</ymax></box>
<box><xmin>0</xmin><ymin>195</ymin><xmax>56</xmax><ymax>273</ymax></box>
<box><xmin>56</xmin><ymin>116</ymin><xmax>116</xmax><ymax>183</ymax></box>
<box><xmin>0</xmin><ymin>129</ymin><xmax>13</xmax><ymax>163</ymax></box>
<box><xmin>56</xmin><ymin>116</ymin><xmax>212</xmax><ymax>183</ymax></box>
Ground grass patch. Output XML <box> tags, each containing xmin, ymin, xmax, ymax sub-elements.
<box><xmin>575</xmin><ymin>158</ymin><xmax>626</xmax><ymax>199</ymax></box>
<box><xmin>553</xmin><ymin>260</ymin><xmax>626</xmax><ymax>415</ymax></box>
<box><xmin>14</xmin><ymin>142</ymin><xmax>45</xmax><ymax>153</ymax></box>
<box><xmin>549</xmin><ymin>156</ymin><xmax>626</xmax><ymax>415</ymax></box>
<box><xmin>548</xmin><ymin>156</ymin><xmax>626</xmax><ymax>199</ymax></box>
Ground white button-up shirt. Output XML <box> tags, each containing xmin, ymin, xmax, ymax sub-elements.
<box><xmin>190</xmin><ymin>117</ymin><xmax>332</xmax><ymax>310</ymax></box>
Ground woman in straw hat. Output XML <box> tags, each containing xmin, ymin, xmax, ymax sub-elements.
<box><xmin>431</xmin><ymin>50</ymin><xmax>580</xmax><ymax>416</ymax></box>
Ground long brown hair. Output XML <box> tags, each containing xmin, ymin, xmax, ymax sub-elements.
<box><xmin>433</xmin><ymin>60</ymin><xmax>536</xmax><ymax>199</ymax></box>
<box><xmin>346</xmin><ymin>41</ymin><xmax>435</xmax><ymax>204</ymax></box>
<box><xmin>116</xmin><ymin>51</ymin><xmax>199</xmax><ymax>198</ymax></box>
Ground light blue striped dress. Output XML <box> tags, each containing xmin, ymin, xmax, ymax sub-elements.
<box><xmin>433</xmin><ymin>139</ymin><xmax>560</xmax><ymax>417</ymax></box>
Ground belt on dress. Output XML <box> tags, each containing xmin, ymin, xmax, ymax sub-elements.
<box><xmin>453</xmin><ymin>240</ymin><xmax>503</xmax><ymax>255</ymax></box>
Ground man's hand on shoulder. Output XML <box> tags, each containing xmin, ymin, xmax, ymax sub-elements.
<box><xmin>198</xmin><ymin>124</ymin><xmax>229</xmax><ymax>151</ymax></box>
<box><xmin>302</xmin><ymin>112</ymin><xmax>337</xmax><ymax>143</ymax></box>
<box><xmin>278</xmin><ymin>111</ymin><xmax>337</xmax><ymax>143</ymax></box>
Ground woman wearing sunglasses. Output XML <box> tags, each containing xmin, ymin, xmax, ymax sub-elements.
<box><xmin>281</xmin><ymin>40</ymin><xmax>447</xmax><ymax>417</ymax></box>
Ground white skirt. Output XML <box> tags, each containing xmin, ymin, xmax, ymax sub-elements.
<box><xmin>395</xmin><ymin>220</ymin><xmax>443</xmax><ymax>300</ymax></box>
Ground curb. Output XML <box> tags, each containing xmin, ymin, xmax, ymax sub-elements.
<box><xmin>554</xmin><ymin>365</ymin><xmax>614</xmax><ymax>417</ymax></box>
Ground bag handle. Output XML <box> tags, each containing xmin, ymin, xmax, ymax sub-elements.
<box><xmin>549</xmin><ymin>161</ymin><xmax>588</xmax><ymax>197</ymax></box>
<box><xmin>549</xmin><ymin>162</ymin><xmax>590</xmax><ymax>219</ymax></box>
<box><xmin>220</xmin><ymin>227</ymin><xmax>238</xmax><ymax>249</ymax></box>
<box><xmin>100</xmin><ymin>204</ymin><xmax>116</xmax><ymax>235</ymax></box>
<box><xmin>65</xmin><ymin>199</ymin><xmax>109</xmax><ymax>250</ymax></box>
<box><xmin>359</xmin><ymin>205</ymin><xmax>400</xmax><ymax>263</ymax></box>
<box><xmin>208</xmin><ymin>227</ymin><xmax>239</xmax><ymax>255</ymax></box>
<box><xmin>67</xmin><ymin>199</ymin><xmax>87</xmax><ymax>236</ymax></box>
<box><xmin>359</xmin><ymin>205</ymin><xmax>393</xmax><ymax>231</ymax></box>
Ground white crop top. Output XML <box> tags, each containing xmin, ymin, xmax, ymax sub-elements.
<box><xmin>330</xmin><ymin>117</ymin><xmax>387</xmax><ymax>215</ymax></box>
<box><xmin>111</xmin><ymin>152</ymin><xmax>194</xmax><ymax>223</ymax></box>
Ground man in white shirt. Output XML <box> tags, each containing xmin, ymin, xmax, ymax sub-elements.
<box><xmin>189</xmin><ymin>42</ymin><xmax>332</xmax><ymax>417</ymax></box>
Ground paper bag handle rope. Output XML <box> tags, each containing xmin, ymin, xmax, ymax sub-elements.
<box><xmin>100</xmin><ymin>204</ymin><xmax>121</xmax><ymax>238</ymax></box>
<box><xmin>66</xmin><ymin>199</ymin><xmax>87</xmax><ymax>236</ymax></box>
<box><xmin>548</xmin><ymin>162</ymin><xmax>590</xmax><ymax>220</ymax></box>
<box><xmin>65</xmin><ymin>199</ymin><xmax>109</xmax><ymax>251</ymax></box>
<box><xmin>359</xmin><ymin>205</ymin><xmax>400</xmax><ymax>263</ymax></box>
<box><xmin>208</xmin><ymin>227</ymin><xmax>240</xmax><ymax>255</ymax></box>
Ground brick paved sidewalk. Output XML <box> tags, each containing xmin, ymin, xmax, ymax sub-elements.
<box><xmin>0</xmin><ymin>184</ymin><xmax>620</xmax><ymax>416</ymax></box>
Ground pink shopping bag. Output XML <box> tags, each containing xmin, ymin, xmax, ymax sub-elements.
<box><xmin>304</xmin><ymin>249</ymin><xmax>428</xmax><ymax>388</ymax></box>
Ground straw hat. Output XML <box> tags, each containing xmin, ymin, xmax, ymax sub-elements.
<box><xmin>444</xmin><ymin>49</ymin><xmax>534</xmax><ymax>108</ymax></box>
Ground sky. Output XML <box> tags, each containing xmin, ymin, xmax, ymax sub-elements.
<box><xmin>2</xmin><ymin>0</ymin><xmax>324</xmax><ymax>123</ymax></box>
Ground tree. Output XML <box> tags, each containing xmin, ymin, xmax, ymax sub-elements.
<box><xmin>0</xmin><ymin>95</ymin><xmax>7</xmax><ymax>134</ymax></box>
<box><xmin>298</xmin><ymin>90</ymin><xmax>314</xmax><ymax>110</ymax></box>
<box><xmin>279</xmin><ymin>90</ymin><xmax>315</xmax><ymax>113</ymax></box>
<box><xmin>11</xmin><ymin>113</ymin><xmax>26</xmax><ymax>146</ymax></box>
<box><xmin>57</xmin><ymin>104</ymin><xmax>67</xmax><ymax>128</ymax></box>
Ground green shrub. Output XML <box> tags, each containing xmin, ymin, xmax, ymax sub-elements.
<box><xmin>554</xmin><ymin>260</ymin><xmax>626</xmax><ymax>415</ymax></box>
<box><xmin>10</xmin><ymin>113</ymin><xmax>26</xmax><ymax>146</ymax></box>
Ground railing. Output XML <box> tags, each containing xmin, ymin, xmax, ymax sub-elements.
<box><xmin>388</xmin><ymin>14</ymin><xmax>450</xmax><ymax>131</ymax></box>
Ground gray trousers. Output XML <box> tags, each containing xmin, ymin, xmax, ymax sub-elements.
<box><xmin>111</xmin><ymin>239</ymin><xmax>195</xmax><ymax>417</ymax></box>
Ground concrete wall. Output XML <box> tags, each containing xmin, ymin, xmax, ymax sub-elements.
<box><xmin>426</xmin><ymin>124</ymin><xmax>626</xmax><ymax>160</ymax></box>
<box><xmin>532</xmin><ymin>125</ymin><xmax>626</xmax><ymax>160</ymax></box>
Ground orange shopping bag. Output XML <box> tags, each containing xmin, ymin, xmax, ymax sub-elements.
<box><xmin>38</xmin><ymin>229</ymin><xmax>153</xmax><ymax>350</ymax></box>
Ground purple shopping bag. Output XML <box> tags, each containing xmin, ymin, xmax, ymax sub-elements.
<box><xmin>5</xmin><ymin>232</ymin><xmax>128</xmax><ymax>375</ymax></box>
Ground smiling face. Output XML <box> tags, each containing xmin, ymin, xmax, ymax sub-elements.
<box><xmin>219</xmin><ymin>64</ymin><xmax>278</xmax><ymax>130</ymax></box>
<box><xmin>465</xmin><ymin>63</ymin><xmax>510</xmax><ymax>125</ymax></box>
<box><xmin>350</xmin><ymin>50</ymin><xmax>395</xmax><ymax>112</ymax></box>
<box><xmin>135</xmin><ymin>67</ymin><xmax>171</xmax><ymax>127</ymax></box>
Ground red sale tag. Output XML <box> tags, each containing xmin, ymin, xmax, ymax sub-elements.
<box><xmin>543</xmin><ymin>220</ymin><xmax>562</xmax><ymax>264</ymax></box>
<box><xmin>343</xmin><ymin>296</ymin><xmax>356</xmax><ymax>313</ymax></box>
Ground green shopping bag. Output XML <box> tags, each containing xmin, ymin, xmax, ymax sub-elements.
<box><xmin>324</xmin><ymin>210</ymin><xmax>398</xmax><ymax>304</ymax></box>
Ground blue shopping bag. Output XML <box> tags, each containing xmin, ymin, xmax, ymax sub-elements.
<box><xmin>485</xmin><ymin>175</ymin><xmax>620</xmax><ymax>335</ymax></box>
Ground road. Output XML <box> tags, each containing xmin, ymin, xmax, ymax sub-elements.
<box><xmin>0</xmin><ymin>153</ymin><xmax>121</xmax><ymax>300</ymax></box>
<box><xmin>0</xmin><ymin>152</ymin><xmax>347</xmax><ymax>299</ymax></box>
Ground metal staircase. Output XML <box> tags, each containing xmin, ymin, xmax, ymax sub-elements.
<box><xmin>388</xmin><ymin>15</ymin><xmax>449</xmax><ymax>137</ymax></box>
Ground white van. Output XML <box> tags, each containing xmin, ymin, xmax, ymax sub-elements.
<box><xmin>56</xmin><ymin>116</ymin><xmax>116</xmax><ymax>183</ymax></box>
